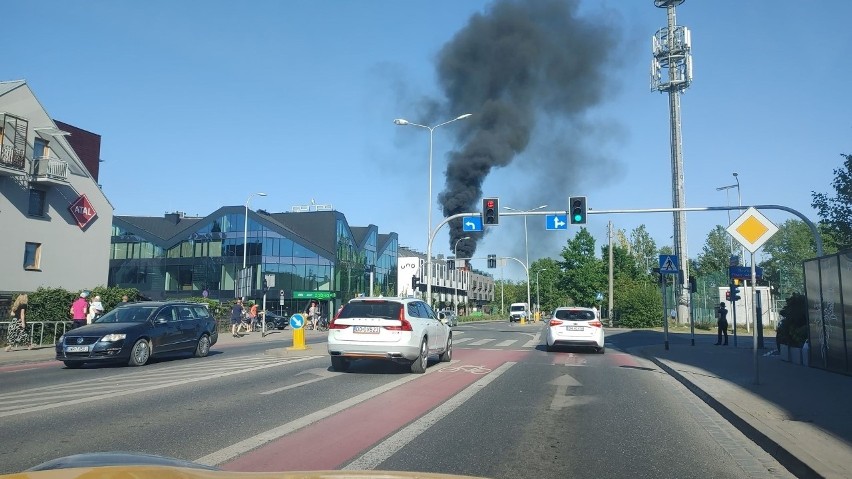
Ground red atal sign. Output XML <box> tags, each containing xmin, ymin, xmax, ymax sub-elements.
<box><xmin>68</xmin><ymin>194</ymin><xmax>97</xmax><ymax>228</ymax></box>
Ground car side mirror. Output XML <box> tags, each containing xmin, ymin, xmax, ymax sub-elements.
<box><xmin>155</xmin><ymin>317</ymin><xmax>168</xmax><ymax>324</ymax></box>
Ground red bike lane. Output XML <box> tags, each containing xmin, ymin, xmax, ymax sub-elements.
<box><xmin>221</xmin><ymin>348</ymin><xmax>531</xmax><ymax>472</ymax></box>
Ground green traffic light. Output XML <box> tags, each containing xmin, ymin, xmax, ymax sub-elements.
<box><xmin>573</xmin><ymin>213</ymin><xmax>583</xmax><ymax>222</ymax></box>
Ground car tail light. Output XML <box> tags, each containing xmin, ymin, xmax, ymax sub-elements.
<box><xmin>384</xmin><ymin>307</ymin><xmax>413</xmax><ymax>332</ymax></box>
<box><xmin>328</xmin><ymin>317</ymin><xmax>347</xmax><ymax>330</ymax></box>
<box><xmin>588</xmin><ymin>320</ymin><xmax>603</xmax><ymax>328</ymax></box>
<box><xmin>549</xmin><ymin>319</ymin><xmax>564</xmax><ymax>326</ymax></box>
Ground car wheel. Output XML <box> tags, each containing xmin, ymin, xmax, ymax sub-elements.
<box><xmin>546</xmin><ymin>343</ymin><xmax>554</xmax><ymax>352</ymax></box>
<box><xmin>127</xmin><ymin>339</ymin><xmax>151</xmax><ymax>366</ymax></box>
<box><xmin>410</xmin><ymin>338</ymin><xmax>428</xmax><ymax>374</ymax></box>
<box><xmin>194</xmin><ymin>334</ymin><xmax>211</xmax><ymax>358</ymax></box>
<box><xmin>598</xmin><ymin>346</ymin><xmax>606</xmax><ymax>354</ymax></box>
<box><xmin>439</xmin><ymin>334</ymin><xmax>453</xmax><ymax>362</ymax></box>
<box><xmin>331</xmin><ymin>356</ymin><xmax>349</xmax><ymax>372</ymax></box>
<box><xmin>63</xmin><ymin>361</ymin><xmax>84</xmax><ymax>369</ymax></box>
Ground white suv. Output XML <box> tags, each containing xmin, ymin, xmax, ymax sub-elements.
<box><xmin>327</xmin><ymin>297</ymin><xmax>452</xmax><ymax>373</ymax></box>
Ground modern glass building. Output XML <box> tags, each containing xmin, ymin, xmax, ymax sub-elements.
<box><xmin>109</xmin><ymin>207</ymin><xmax>398</xmax><ymax>316</ymax></box>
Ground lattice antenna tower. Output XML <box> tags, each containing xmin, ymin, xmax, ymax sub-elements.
<box><xmin>651</xmin><ymin>0</ymin><xmax>693</xmax><ymax>325</ymax></box>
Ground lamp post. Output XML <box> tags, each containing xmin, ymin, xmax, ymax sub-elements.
<box><xmin>394</xmin><ymin>113</ymin><xmax>472</xmax><ymax>307</ymax></box>
<box><xmin>453</xmin><ymin>236</ymin><xmax>471</xmax><ymax>315</ymax></box>
<box><xmin>242</xmin><ymin>192</ymin><xmax>267</xmax><ymax>299</ymax></box>
<box><xmin>716</xmin><ymin>175</ymin><xmax>739</xmax><ymax>255</ymax></box>
<box><xmin>504</xmin><ymin>204</ymin><xmax>547</xmax><ymax>318</ymax></box>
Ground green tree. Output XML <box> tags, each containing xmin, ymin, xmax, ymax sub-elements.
<box><xmin>530</xmin><ymin>258</ymin><xmax>561</xmax><ymax>312</ymax></box>
<box><xmin>629</xmin><ymin>225</ymin><xmax>658</xmax><ymax>275</ymax></box>
<box><xmin>694</xmin><ymin>226</ymin><xmax>733</xmax><ymax>277</ymax></box>
<box><xmin>759</xmin><ymin>219</ymin><xmax>819</xmax><ymax>297</ymax></box>
<box><xmin>616</xmin><ymin>278</ymin><xmax>663</xmax><ymax>328</ymax></box>
<box><xmin>558</xmin><ymin>228</ymin><xmax>605</xmax><ymax>307</ymax></box>
<box><xmin>812</xmin><ymin>153</ymin><xmax>852</xmax><ymax>250</ymax></box>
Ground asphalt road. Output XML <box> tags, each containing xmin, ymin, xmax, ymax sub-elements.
<box><xmin>0</xmin><ymin>322</ymin><xmax>792</xmax><ymax>478</ymax></box>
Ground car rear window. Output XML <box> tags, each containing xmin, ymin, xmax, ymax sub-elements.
<box><xmin>339</xmin><ymin>301</ymin><xmax>403</xmax><ymax>319</ymax></box>
<box><xmin>554</xmin><ymin>309</ymin><xmax>595</xmax><ymax>321</ymax></box>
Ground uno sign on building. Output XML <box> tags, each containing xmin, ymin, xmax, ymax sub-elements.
<box><xmin>68</xmin><ymin>194</ymin><xmax>97</xmax><ymax>229</ymax></box>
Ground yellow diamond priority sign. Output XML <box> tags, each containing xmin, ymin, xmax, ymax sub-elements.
<box><xmin>726</xmin><ymin>207</ymin><xmax>778</xmax><ymax>253</ymax></box>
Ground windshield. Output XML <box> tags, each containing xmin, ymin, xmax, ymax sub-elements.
<box><xmin>510</xmin><ymin>305</ymin><xmax>526</xmax><ymax>312</ymax></box>
<box><xmin>94</xmin><ymin>305</ymin><xmax>157</xmax><ymax>323</ymax></box>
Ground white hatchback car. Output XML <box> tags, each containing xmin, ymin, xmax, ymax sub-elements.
<box><xmin>545</xmin><ymin>306</ymin><xmax>605</xmax><ymax>353</ymax></box>
<box><xmin>327</xmin><ymin>297</ymin><xmax>452</xmax><ymax>373</ymax></box>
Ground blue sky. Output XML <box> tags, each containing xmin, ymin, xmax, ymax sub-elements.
<box><xmin>6</xmin><ymin>1</ymin><xmax>850</xmax><ymax>281</ymax></box>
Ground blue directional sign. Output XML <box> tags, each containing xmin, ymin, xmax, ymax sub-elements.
<box><xmin>289</xmin><ymin>313</ymin><xmax>305</xmax><ymax>329</ymax></box>
<box><xmin>545</xmin><ymin>214</ymin><xmax>568</xmax><ymax>231</ymax></box>
<box><xmin>659</xmin><ymin>255</ymin><xmax>679</xmax><ymax>274</ymax></box>
<box><xmin>462</xmin><ymin>216</ymin><xmax>483</xmax><ymax>232</ymax></box>
<box><xmin>729</xmin><ymin>266</ymin><xmax>763</xmax><ymax>280</ymax></box>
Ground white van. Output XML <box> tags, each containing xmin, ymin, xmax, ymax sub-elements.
<box><xmin>508</xmin><ymin>302</ymin><xmax>530</xmax><ymax>322</ymax></box>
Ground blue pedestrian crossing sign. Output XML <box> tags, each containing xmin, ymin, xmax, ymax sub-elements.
<box><xmin>462</xmin><ymin>216</ymin><xmax>483</xmax><ymax>232</ymax></box>
<box><xmin>289</xmin><ymin>313</ymin><xmax>305</xmax><ymax>329</ymax></box>
<box><xmin>545</xmin><ymin>214</ymin><xmax>568</xmax><ymax>230</ymax></box>
<box><xmin>659</xmin><ymin>255</ymin><xmax>679</xmax><ymax>274</ymax></box>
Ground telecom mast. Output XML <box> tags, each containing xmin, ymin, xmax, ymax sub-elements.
<box><xmin>651</xmin><ymin>0</ymin><xmax>693</xmax><ymax>323</ymax></box>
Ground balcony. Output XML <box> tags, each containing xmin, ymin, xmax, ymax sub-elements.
<box><xmin>30</xmin><ymin>155</ymin><xmax>69</xmax><ymax>184</ymax></box>
<box><xmin>0</xmin><ymin>144</ymin><xmax>27</xmax><ymax>177</ymax></box>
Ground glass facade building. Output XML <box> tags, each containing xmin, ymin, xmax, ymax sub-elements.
<box><xmin>109</xmin><ymin>207</ymin><xmax>398</xmax><ymax>314</ymax></box>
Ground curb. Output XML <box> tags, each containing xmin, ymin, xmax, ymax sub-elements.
<box><xmin>640</xmin><ymin>349</ymin><xmax>821</xmax><ymax>479</ymax></box>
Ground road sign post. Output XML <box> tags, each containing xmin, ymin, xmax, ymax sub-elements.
<box><xmin>287</xmin><ymin>313</ymin><xmax>308</xmax><ymax>351</ymax></box>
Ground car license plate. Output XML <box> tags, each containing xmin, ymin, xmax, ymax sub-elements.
<box><xmin>566</xmin><ymin>326</ymin><xmax>584</xmax><ymax>332</ymax></box>
<box><xmin>353</xmin><ymin>326</ymin><xmax>380</xmax><ymax>334</ymax></box>
<box><xmin>66</xmin><ymin>346</ymin><xmax>89</xmax><ymax>352</ymax></box>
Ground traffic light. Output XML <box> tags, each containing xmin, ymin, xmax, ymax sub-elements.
<box><xmin>483</xmin><ymin>197</ymin><xmax>499</xmax><ymax>225</ymax></box>
<box><xmin>725</xmin><ymin>291</ymin><xmax>731</xmax><ymax>301</ymax></box>
<box><xmin>487</xmin><ymin>254</ymin><xmax>497</xmax><ymax>268</ymax></box>
<box><xmin>729</xmin><ymin>284</ymin><xmax>741</xmax><ymax>302</ymax></box>
<box><xmin>569</xmin><ymin>196</ymin><xmax>587</xmax><ymax>224</ymax></box>
<box><xmin>411</xmin><ymin>276</ymin><xmax>419</xmax><ymax>290</ymax></box>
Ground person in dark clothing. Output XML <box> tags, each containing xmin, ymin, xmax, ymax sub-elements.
<box><xmin>715</xmin><ymin>302</ymin><xmax>729</xmax><ymax>345</ymax></box>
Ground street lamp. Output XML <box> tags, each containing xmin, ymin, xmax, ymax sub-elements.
<box><xmin>504</xmin><ymin>204</ymin><xmax>548</xmax><ymax>318</ymax></box>
<box><xmin>716</xmin><ymin>172</ymin><xmax>742</xmax><ymax>256</ymax></box>
<box><xmin>453</xmin><ymin>236</ymin><xmax>471</xmax><ymax>315</ymax></box>
<box><xmin>394</xmin><ymin>113</ymin><xmax>472</xmax><ymax>307</ymax></box>
<box><xmin>242</xmin><ymin>192</ymin><xmax>267</xmax><ymax>299</ymax></box>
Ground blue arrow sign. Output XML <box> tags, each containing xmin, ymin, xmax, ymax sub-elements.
<box><xmin>462</xmin><ymin>216</ymin><xmax>483</xmax><ymax>232</ymax></box>
<box><xmin>289</xmin><ymin>313</ymin><xmax>305</xmax><ymax>329</ymax></box>
<box><xmin>659</xmin><ymin>254</ymin><xmax>679</xmax><ymax>274</ymax></box>
<box><xmin>545</xmin><ymin>214</ymin><xmax>568</xmax><ymax>230</ymax></box>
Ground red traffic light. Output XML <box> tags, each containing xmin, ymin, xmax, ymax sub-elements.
<box><xmin>486</xmin><ymin>200</ymin><xmax>495</xmax><ymax>208</ymax></box>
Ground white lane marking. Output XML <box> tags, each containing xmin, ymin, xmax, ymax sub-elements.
<box><xmin>495</xmin><ymin>339</ymin><xmax>518</xmax><ymax>347</ymax></box>
<box><xmin>260</xmin><ymin>368</ymin><xmax>343</xmax><ymax>395</ymax></box>
<box><xmin>343</xmin><ymin>361</ymin><xmax>516</xmax><ymax>470</ymax></box>
<box><xmin>468</xmin><ymin>339</ymin><xmax>495</xmax><ymax>346</ymax></box>
<box><xmin>523</xmin><ymin>331</ymin><xmax>542</xmax><ymax>348</ymax></box>
<box><xmin>452</xmin><ymin>337</ymin><xmax>475</xmax><ymax>344</ymax></box>
<box><xmin>0</xmin><ymin>356</ymin><xmax>317</xmax><ymax>418</ymax></box>
<box><xmin>194</xmin><ymin>360</ymin><xmax>458</xmax><ymax>466</ymax></box>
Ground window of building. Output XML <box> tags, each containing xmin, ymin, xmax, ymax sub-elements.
<box><xmin>33</xmin><ymin>137</ymin><xmax>49</xmax><ymax>159</ymax></box>
<box><xmin>24</xmin><ymin>242</ymin><xmax>42</xmax><ymax>270</ymax></box>
<box><xmin>28</xmin><ymin>189</ymin><xmax>46</xmax><ymax>217</ymax></box>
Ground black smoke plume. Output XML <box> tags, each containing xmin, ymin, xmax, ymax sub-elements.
<box><xmin>436</xmin><ymin>0</ymin><xmax>620</xmax><ymax>259</ymax></box>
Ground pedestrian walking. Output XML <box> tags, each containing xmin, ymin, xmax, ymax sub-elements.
<box><xmin>5</xmin><ymin>294</ymin><xmax>32</xmax><ymax>351</ymax></box>
<box><xmin>248</xmin><ymin>303</ymin><xmax>259</xmax><ymax>332</ymax></box>
<box><xmin>70</xmin><ymin>292</ymin><xmax>89</xmax><ymax>329</ymax></box>
<box><xmin>88</xmin><ymin>295</ymin><xmax>104</xmax><ymax>324</ymax></box>
<box><xmin>715</xmin><ymin>302</ymin><xmax>729</xmax><ymax>346</ymax></box>
<box><xmin>230</xmin><ymin>299</ymin><xmax>244</xmax><ymax>337</ymax></box>
<box><xmin>307</xmin><ymin>300</ymin><xmax>319</xmax><ymax>330</ymax></box>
